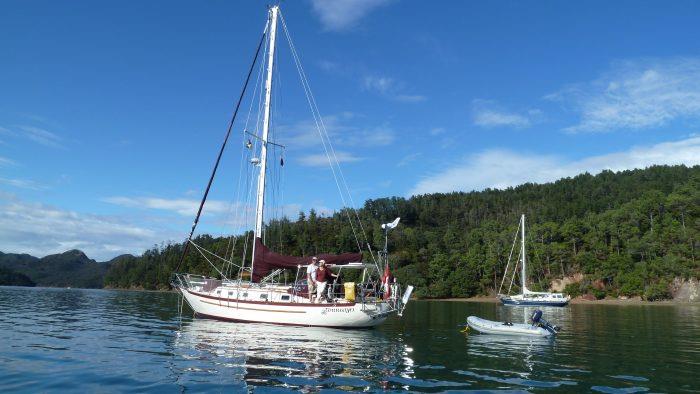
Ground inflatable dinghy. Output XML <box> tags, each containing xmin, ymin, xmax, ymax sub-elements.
<box><xmin>466</xmin><ymin>311</ymin><xmax>560</xmax><ymax>337</ymax></box>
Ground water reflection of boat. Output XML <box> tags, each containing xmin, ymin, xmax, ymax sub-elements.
<box><xmin>465</xmin><ymin>328</ymin><xmax>555</xmax><ymax>376</ymax></box>
<box><xmin>172</xmin><ymin>318</ymin><xmax>411</xmax><ymax>390</ymax></box>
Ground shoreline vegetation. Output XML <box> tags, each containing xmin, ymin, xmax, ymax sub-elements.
<box><xmin>439</xmin><ymin>296</ymin><xmax>699</xmax><ymax>305</ymax></box>
<box><xmin>2</xmin><ymin>285</ymin><xmax>697</xmax><ymax>306</ymax></box>
<box><xmin>1</xmin><ymin>165</ymin><xmax>699</xmax><ymax>302</ymax></box>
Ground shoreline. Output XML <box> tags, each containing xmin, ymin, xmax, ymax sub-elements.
<box><xmin>4</xmin><ymin>286</ymin><xmax>697</xmax><ymax>305</ymax></box>
<box><xmin>429</xmin><ymin>296</ymin><xmax>698</xmax><ymax>306</ymax></box>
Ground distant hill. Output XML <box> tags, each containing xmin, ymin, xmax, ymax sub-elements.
<box><xmin>0</xmin><ymin>250</ymin><xmax>110</xmax><ymax>288</ymax></box>
<box><xmin>0</xmin><ymin>266</ymin><xmax>36</xmax><ymax>287</ymax></box>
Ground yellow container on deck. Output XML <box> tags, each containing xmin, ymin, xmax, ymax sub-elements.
<box><xmin>344</xmin><ymin>282</ymin><xmax>356</xmax><ymax>302</ymax></box>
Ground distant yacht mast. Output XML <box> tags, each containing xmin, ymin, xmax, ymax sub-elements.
<box><xmin>498</xmin><ymin>214</ymin><xmax>570</xmax><ymax>307</ymax></box>
<box><xmin>251</xmin><ymin>5</ymin><xmax>279</xmax><ymax>275</ymax></box>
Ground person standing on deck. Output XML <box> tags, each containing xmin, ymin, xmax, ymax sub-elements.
<box><xmin>306</xmin><ymin>257</ymin><xmax>319</xmax><ymax>302</ymax></box>
<box><xmin>315</xmin><ymin>260</ymin><xmax>338</xmax><ymax>303</ymax></box>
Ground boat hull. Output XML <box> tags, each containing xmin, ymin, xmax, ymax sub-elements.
<box><xmin>500</xmin><ymin>298</ymin><xmax>569</xmax><ymax>307</ymax></box>
<box><xmin>467</xmin><ymin>316</ymin><xmax>553</xmax><ymax>337</ymax></box>
<box><xmin>179</xmin><ymin>288</ymin><xmax>390</xmax><ymax>328</ymax></box>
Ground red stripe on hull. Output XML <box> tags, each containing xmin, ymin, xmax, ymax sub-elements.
<box><xmin>193</xmin><ymin>312</ymin><xmax>377</xmax><ymax>329</ymax></box>
<box><xmin>186</xmin><ymin>289</ymin><xmax>357</xmax><ymax>308</ymax></box>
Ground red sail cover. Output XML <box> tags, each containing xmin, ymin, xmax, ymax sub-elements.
<box><xmin>252</xmin><ymin>237</ymin><xmax>362</xmax><ymax>282</ymax></box>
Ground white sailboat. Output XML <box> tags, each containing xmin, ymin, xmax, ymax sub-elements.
<box><xmin>171</xmin><ymin>5</ymin><xmax>412</xmax><ymax>328</ymax></box>
<box><xmin>498</xmin><ymin>215</ymin><xmax>570</xmax><ymax>307</ymax></box>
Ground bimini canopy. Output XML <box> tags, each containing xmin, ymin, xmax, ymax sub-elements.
<box><xmin>252</xmin><ymin>237</ymin><xmax>362</xmax><ymax>282</ymax></box>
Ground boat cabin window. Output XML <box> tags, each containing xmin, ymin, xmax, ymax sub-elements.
<box><xmin>281</xmin><ymin>295</ymin><xmax>290</xmax><ymax>301</ymax></box>
<box><xmin>260</xmin><ymin>294</ymin><xmax>268</xmax><ymax>300</ymax></box>
<box><xmin>216</xmin><ymin>290</ymin><xmax>221</xmax><ymax>295</ymax></box>
<box><xmin>229</xmin><ymin>291</ymin><xmax>234</xmax><ymax>296</ymax></box>
<box><xmin>242</xmin><ymin>292</ymin><xmax>248</xmax><ymax>298</ymax></box>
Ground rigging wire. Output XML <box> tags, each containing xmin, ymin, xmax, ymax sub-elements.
<box><xmin>190</xmin><ymin>240</ymin><xmax>243</xmax><ymax>269</ymax></box>
<box><xmin>507</xmin><ymin>248</ymin><xmax>522</xmax><ymax>295</ymax></box>
<box><xmin>175</xmin><ymin>24</ymin><xmax>268</xmax><ymax>274</ymax></box>
<box><xmin>498</xmin><ymin>224</ymin><xmax>521</xmax><ymax>295</ymax></box>
<box><xmin>215</xmin><ymin>27</ymin><xmax>271</xmax><ymax>279</ymax></box>
<box><xmin>181</xmin><ymin>8</ymin><xmax>385</xmax><ymax>281</ymax></box>
<box><xmin>221</xmin><ymin>28</ymin><xmax>269</xmax><ymax>278</ymax></box>
<box><xmin>280</xmin><ymin>11</ymin><xmax>382</xmax><ymax>274</ymax></box>
<box><xmin>238</xmin><ymin>27</ymin><xmax>272</xmax><ymax>279</ymax></box>
<box><xmin>279</xmin><ymin>12</ymin><xmax>379</xmax><ymax>273</ymax></box>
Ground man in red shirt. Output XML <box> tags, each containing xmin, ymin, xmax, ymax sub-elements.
<box><xmin>315</xmin><ymin>260</ymin><xmax>338</xmax><ymax>303</ymax></box>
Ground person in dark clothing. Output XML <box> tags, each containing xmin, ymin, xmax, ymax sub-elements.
<box><xmin>315</xmin><ymin>260</ymin><xmax>338</xmax><ymax>303</ymax></box>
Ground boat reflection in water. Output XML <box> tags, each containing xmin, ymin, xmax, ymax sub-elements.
<box><xmin>172</xmin><ymin>318</ymin><xmax>412</xmax><ymax>391</ymax></box>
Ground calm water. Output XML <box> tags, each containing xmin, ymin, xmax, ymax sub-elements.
<box><xmin>1</xmin><ymin>287</ymin><xmax>698</xmax><ymax>393</ymax></box>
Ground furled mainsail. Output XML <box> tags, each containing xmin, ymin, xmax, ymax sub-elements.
<box><xmin>252</xmin><ymin>238</ymin><xmax>362</xmax><ymax>282</ymax></box>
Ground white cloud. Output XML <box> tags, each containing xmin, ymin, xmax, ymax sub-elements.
<box><xmin>409</xmin><ymin>136</ymin><xmax>700</xmax><ymax>195</ymax></box>
<box><xmin>0</xmin><ymin>156</ymin><xmax>16</xmax><ymax>166</ymax></box>
<box><xmin>103</xmin><ymin>196</ymin><xmax>232</xmax><ymax>217</ymax></box>
<box><xmin>397</xmin><ymin>152</ymin><xmax>421</xmax><ymax>167</ymax></box>
<box><xmin>318</xmin><ymin>59</ymin><xmax>340</xmax><ymax>72</ymax></box>
<box><xmin>297</xmin><ymin>151</ymin><xmax>364</xmax><ymax>167</ymax></box>
<box><xmin>0</xmin><ymin>126</ymin><xmax>14</xmax><ymax>136</ymax></box>
<box><xmin>0</xmin><ymin>177</ymin><xmax>46</xmax><ymax>190</ymax></box>
<box><xmin>472</xmin><ymin>99</ymin><xmax>534</xmax><ymax>128</ymax></box>
<box><xmin>314</xmin><ymin>206</ymin><xmax>335</xmax><ymax>217</ymax></box>
<box><xmin>0</xmin><ymin>124</ymin><xmax>64</xmax><ymax>148</ymax></box>
<box><xmin>279</xmin><ymin>113</ymin><xmax>395</xmax><ymax>150</ymax></box>
<box><xmin>350</xmin><ymin>125</ymin><xmax>395</xmax><ymax>146</ymax></box>
<box><xmin>364</xmin><ymin>75</ymin><xmax>394</xmax><ymax>94</ymax></box>
<box><xmin>0</xmin><ymin>194</ymin><xmax>314</xmax><ymax>261</ymax></box>
<box><xmin>280</xmin><ymin>203</ymin><xmax>303</xmax><ymax>219</ymax></box>
<box><xmin>0</xmin><ymin>194</ymin><xmax>173</xmax><ymax>260</ymax></box>
<box><xmin>104</xmin><ymin>194</ymin><xmax>311</xmax><ymax>227</ymax></box>
<box><xmin>474</xmin><ymin>111</ymin><xmax>529</xmax><ymax>128</ymax></box>
<box><xmin>363</xmin><ymin>75</ymin><xmax>426</xmax><ymax>102</ymax></box>
<box><xmin>553</xmin><ymin>58</ymin><xmax>700</xmax><ymax>132</ymax></box>
<box><xmin>396</xmin><ymin>94</ymin><xmax>427</xmax><ymax>103</ymax></box>
<box><xmin>17</xmin><ymin>125</ymin><xmax>63</xmax><ymax>148</ymax></box>
<box><xmin>310</xmin><ymin>0</ymin><xmax>391</xmax><ymax>31</ymax></box>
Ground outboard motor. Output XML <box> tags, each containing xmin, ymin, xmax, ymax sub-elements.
<box><xmin>531</xmin><ymin>309</ymin><xmax>561</xmax><ymax>335</ymax></box>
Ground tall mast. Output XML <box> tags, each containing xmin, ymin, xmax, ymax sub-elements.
<box><xmin>252</xmin><ymin>5</ymin><xmax>278</xmax><ymax>272</ymax></box>
<box><xmin>521</xmin><ymin>214</ymin><xmax>527</xmax><ymax>294</ymax></box>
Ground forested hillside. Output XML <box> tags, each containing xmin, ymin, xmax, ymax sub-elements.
<box><xmin>0</xmin><ymin>267</ymin><xmax>36</xmax><ymax>287</ymax></box>
<box><xmin>105</xmin><ymin>165</ymin><xmax>698</xmax><ymax>299</ymax></box>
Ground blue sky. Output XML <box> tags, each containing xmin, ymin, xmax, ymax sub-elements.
<box><xmin>2</xmin><ymin>0</ymin><xmax>700</xmax><ymax>259</ymax></box>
